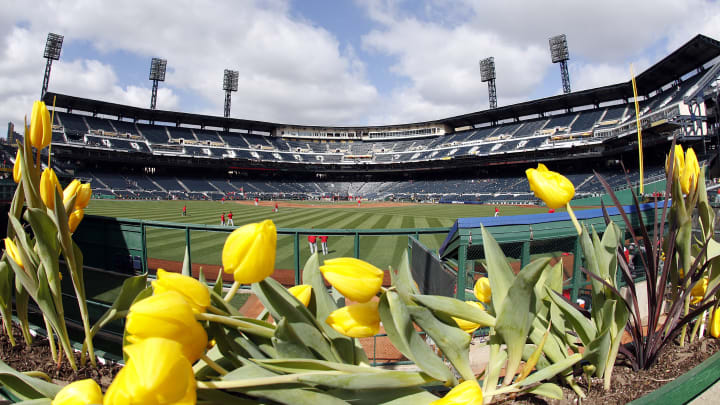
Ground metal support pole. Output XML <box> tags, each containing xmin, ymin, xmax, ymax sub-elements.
<box><xmin>185</xmin><ymin>227</ymin><xmax>192</xmax><ymax>273</ymax></box>
<box><xmin>294</xmin><ymin>232</ymin><xmax>301</xmax><ymax>285</ymax></box>
<box><xmin>354</xmin><ymin>232</ymin><xmax>360</xmax><ymax>259</ymax></box>
<box><xmin>560</xmin><ymin>61</ymin><xmax>571</xmax><ymax>94</ymax></box>
<box><xmin>41</xmin><ymin>59</ymin><xmax>53</xmax><ymax>99</ymax></box>
<box><xmin>457</xmin><ymin>244</ymin><xmax>467</xmax><ymax>300</ymax></box>
<box><xmin>224</xmin><ymin>90</ymin><xmax>232</xmax><ymax>118</ymax></box>
<box><xmin>141</xmin><ymin>223</ymin><xmax>148</xmax><ymax>274</ymax></box>
<box><xmin>150</xmin><ymin>80</ymin><xmax>159</xmax><ymax>110</ymax></box>
<box><xmin>570</xmin><ymin>236</ymin><xmax>583</xmax><ymax>303</ymax></box>
<box><xmin>487</xmin><ymin>79</ymin><xmax>497</xmax><ymax>109</ymax></box>
<box><xmin>521</xmin><ymin>241</ymin><xmax>531</xmax><ymax>268</ymax></box>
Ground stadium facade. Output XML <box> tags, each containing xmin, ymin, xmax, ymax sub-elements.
<box><xmin>8</xmin><ymin>35</ymin><xmax>720</xmax><ymax>203</ymax></box>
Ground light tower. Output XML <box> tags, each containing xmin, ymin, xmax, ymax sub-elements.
<box><xmin>149</xmin><ymin>57</ymin><xmax>167</xmax><ymax>110</ymax></box>
<box><xmin>549</xmin><ymin>34</ymin><xmax>571</xmax><ymax>94</ymax></box>
<box><xmin>223</xmin><ymin>69</ymin><xmax>239</xmax><ymax>118</ymax></box>
<box><xmin>479</xmin><ymin>57</ymin><xmax>497</xmax><ymax>109</ymax></box>
<box><xmin>41</xmin><ymin>33</ymin><xmax>64</xmax><ymax>98</ymax></box>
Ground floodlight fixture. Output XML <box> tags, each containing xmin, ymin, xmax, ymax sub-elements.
<box><xmin>149</xmin><ymin>58</ymin><xmax>167</xmax><ymax>81</ymax></box>
<box><xmin>223</xmin><ymin>69</ymin><xmax>239</xmax><ymax>118</ymax></box>
<box><xmin>479</xmin><ymin>57</ymin><xmax>497</xmax><ymax>109</ymax></box>
<box><xmin>149</xmin><ymin>57</ymin><xmax>167</xmax><ymax>110</ymax></box>
<box><xmin>549</xmin><ymin>34</ymin><xmax>571</xmax><ymax>94</ymax></box>
<box><xmin>223</xmin><ymin>69</ymin><xmax>239</xmax><ymax>92</ymax></box>
<box><xmin>41</xmin><ymin>32</ymin><xmax>64</xmax><ymax>98</ymax></box>
<box><xmin>44</xmin><ymin>33</ymin><xmax>64</xmax><ymax>60</ymax></box>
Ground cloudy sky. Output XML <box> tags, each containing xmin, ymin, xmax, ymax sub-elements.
<box><xmin>2</xmin><ymin>0</ymin><xmax>720</xmax><ymax>132</ymax></box>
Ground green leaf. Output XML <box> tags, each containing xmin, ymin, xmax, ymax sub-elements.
<box><xmin>327</xmin><ymin>387</ymin><xmax>439</xmax><ymax>405</ymax></box>
<box><xmin>517</xmin><ymin>322</ymin><xmax>550</xmax><ymax>382</ymax></box>
<box><xmin>378</xmin><ymin>291</ymin><xmax>455</xmax><ymax>384</ymax></box>
<box><xmin>240</xmin><ymin>387</ymin><xmax>351</xmax><ymax>405</ymax></box>
<box><xmin>411</xmin><ymin>294</ymin><xmax>495</xmax><ymax>327</ymax></box>
<box><xmin>273</xmin><ymin>318</ymin><xmax>317</xmax><ymax>359</ymax></box>
<box><xmin>482</xmin><ymin>339</ymin><xmax>506</xmax><ymax>394</ymax></box>
<box><xmin>407</xmin><ymin>305</ymin><xmax>474</xmax><ymax>381</ymax></box>
<box><xmin>528</xmin><ymin>318</ymin><xmax>567</xmax><ymax>365</ymax></box>
<box><xmin>7</xmin><ymin>179</ymin><xmax>25</xmax><ymax>240</ymax></box>
<box><xmin>253</xmin><ymin>358</ymin><xmax>384</xmax><ymax>375</ymax></box>
<box><xmin>213</xmin><ymin>268</ymin><xmax>224</xmax><ymax>296</ymax></box>
<box><xmin>545</xmin><ymin>286</ymin><xmax>597</xmax><ymax>346</ymax></box>
<box><xmin>393</xmin><ymin>249</ymin><xmax>417</xmax><ymax>301</ymax></box>
<box><xmin>91</xmin><ymin>274</ymin><xmax>147</xmax><ymax>333</ymax></box>
<box><xmin>252</xmin><ymin>278</ymin><xmax>338</xmax><ymax>361</ymax></box>
<box><xmin>494</xmin><ymin>257</ymin><xmax>551</xmax><ymax>384</ymax></box>
<box><xmin>481</xmin><ymin>226</ymin><xmax>515</xmax><ymax>309</ymax></box>
<box><xmin>524</xmin><ymin>383</ymin><xmax>564</xmax><ymax>400</ymax></box>
<box><xmin>299</xmin><ymin>371</ymin><xmax>434</xmax><ymax>390</ymax></box>
<box><xmin>516</xmin><ymin>353</ymin><xmax>582</xmax><ymax>388</ymax></box>
<box><xmin>24</xmin><ymin>208</ymin><xmax>61</xmax><ymax>298</ymax></box>
<box><xmin>0</xmin><ymin>359</ymin><xmax>60</xmax><ymax>400</ymax></box>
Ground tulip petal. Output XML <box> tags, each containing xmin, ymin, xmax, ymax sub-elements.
<box><xmin>152</xmin><ymin>268</ymin><xmax>210</xmax><ymax>313</ymax></box>
<box><xmin>52</xmin><ymin>378</ymin><xmax>103</xmax><ymax>405</ymax></box>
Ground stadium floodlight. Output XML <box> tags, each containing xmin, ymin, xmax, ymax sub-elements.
<box><xmin>479</xmin><ymin>57</ymin><xmax>497</xmax><ymax>109</ymax></box>
<box><xmin>223</xmin><ymin>69</ymin><xmax>239</xmax><ymax>118</ymax></box>
<box><xmin>41</xmin><ymin>33</ymin><xmax>64</xmax><ymax>98</ymax></box>
<box><xmin>549</xmin><ymin>34</ymin><xmax>571</xmax><ymax>94</ymax></box>
<box><xmin>149</xmin><ymin>58</ymin><xmax>167</xmax><ymax>110</ymax></box>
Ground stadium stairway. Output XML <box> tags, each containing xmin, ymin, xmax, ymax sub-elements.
<box><xmin>177</xmin><ymin>177</ymin><xmax>192</xmax><ymax>193</ymax></box>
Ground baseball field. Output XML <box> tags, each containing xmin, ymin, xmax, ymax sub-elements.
<box><xmin>84</xmin><ymin>199</ymin><xmax>552</xmax><ymax>272</ymax></box>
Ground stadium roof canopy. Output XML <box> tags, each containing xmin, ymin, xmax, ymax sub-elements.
<box><xmin>44</xmin><ymin>34</ymin><xmax>720</xmax><ymax>133</ymax></box>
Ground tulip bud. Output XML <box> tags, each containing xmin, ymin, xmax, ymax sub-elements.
<box><xmin>63</xmin><ymin>179</ymin><xmax>81</xmax><ymax>206</ymax></box>
<box><xmin>681</xmin><ymin>147</ymin><xmax>699</xmax><ymax>195</ymax></box>
<box><xmin>325</xmin><ymin>300</ymin><xmax>380</xmax><ymax>338</ymax></box>
<box><xmin>29</xmin><ymin>101</ymin><xmax>52</xmax><ymax>150</ymax></box>
<box><xmin>104</xmin><ymin>338</ymin><xmax>196</xmax><ymax>405</ymax></box>
<box><xmin>431</xmin><ymin>380</ymin><xmax>483</xmax><ymax>405</ymax></box>
<box><xmin>152</xmin><ymin>268</ymin><xmax>210</xmax><ymax>313</ymax></box>
<box><xmin>51</xmin><ymin>378</ymin><xmax>103</xmax><ymax>405</ymax></box>
<box><xmin>525</xmin><ymin>163</ymin><xmax>575</xmax><ymax>209</ymax></box>
<box><xmin>452</xmin><ymin>301</ymin><xmax>486</xmax><ymax>334</ymax></box>
<box><xmin>68</xmin><ymin>209</ymin><xmax>84</xmax><ymax>233</ymax></box>
<box><xmin>126</xmin><ymin>291</ymin><xmax>208</xmax><ymax>362</ymax></box>
<box><xmin>40</xmin><ymin>168</ymin><xmax>62</xmax><ymax>210</ymax></box>
<box><xmin>665</xmin><ymin>144</ymin><xmax>685</xmax><ymax>181</ymax></box>
<box><xmin>75</xmin><ymin>183</ymin><xmax>92</xmax><ymax>209</ymax></box>
<box><xmin>711</xmin><ymin>308</ymin><xmax>720</xmax><ymax>338</ymax></box>
<box><xmin>222</xmin><ymin>220</ymin><xmax>277</xmax><ymax>284</ymax></box>
<box><xmin>12</xmin><ymin>149</ymin><xmax>21</xmax><ymax>184</ymax></box>
<box><xmin>288</xmin><ymin>284</ymin><xmax>312</xmax><ymax>307</ymax></box>
<box><xmin>690</xmin><ymin>277</ymin><xmax>708</xmax><ymax>305</ymax></box>
<box><xmin>319</xmin><ymin>257</ymin><xmax>384</xmax><ymax>303</ymax></box>
<box><xmin>473</xmin><ymin>277</ymin><xmax>491</xmax><ymax>304</ymax></box>
<box><xmin>4</xmin><ymin>238</ymin><xmax>23</xmax><ymax>269</ymax></box>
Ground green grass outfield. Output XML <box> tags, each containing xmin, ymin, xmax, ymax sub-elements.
<box><xmin>84</xmin><ymin>200</ymin><xmax>553</xmax><ymax>271</ymax></box>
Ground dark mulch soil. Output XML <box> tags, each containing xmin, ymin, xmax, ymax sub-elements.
<box><xmin>499</xmin><ymin>337</ymin><xmax>720</xmax><ymax>404</ymax></box>
<box><xmin>0</xmin><ymin>323</ymin><xmax>121</xmax><ymax>390</ymax></box>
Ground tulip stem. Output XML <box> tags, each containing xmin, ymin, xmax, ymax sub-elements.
<box><xmin>224</xmin><ymin>281</ymin><xmax>241</xmax><ymax>303</ymax></box>
<box><xmin>22</xmin><ymin>371</ymin><xmax>52</xmax><ymax>382</ymax></box>
<box><xmin>565</xmin><ymin>203</ymin><xmax>582</xmax><ymax>236</ymax></box>
<box><xmin>200</xmin><ymin>354</ymin><xmax>229</xmax><ymax>376</ymax></box>
<box><xmin>197</xmin><ymin>371</ymin><xmax>344</xmax><ymax>389</ymax></box>
<box><xmin>195</xmin><ymin>312</ymin><xmax>275</xmax><ymax>338</ymax></box>
<box><xmin>43</xmin><ymin>315</ymin><xmax>58</xmax><ymax>363</ymax></box>
<box><xmin>207</xmin><ymin>305</ymin><xmax>229</xmax><ymax>315</ymax></box>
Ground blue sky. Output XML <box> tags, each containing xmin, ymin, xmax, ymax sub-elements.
<box><xmin>2</xmin><ymin>0</ymin><xmax>720</xmax><ymax>132</ymax></box>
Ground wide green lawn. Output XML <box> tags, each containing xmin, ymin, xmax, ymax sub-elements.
<box><xmin>84</xmin><ymin>200</ymin><xmax>551</xmax><ymax>270</ymax></box>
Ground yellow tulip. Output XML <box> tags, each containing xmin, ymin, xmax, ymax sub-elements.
<box><xmin>52</xmin><ymin>378</ymin><xmax>103</xmax><ymax>405</ymax></box>
<box><xmin>29</xmin><ymin>101</ymin><xmax>52</xmax><ymax>150</ymax></box>
<box><xmin>222</xmin><ymin>220</ymin><xmax>277</xmax><ymax>284</ymax></box>
<box><xmin>12</xmin><ymin>149</ymin><xmax>21</xmax><ymax>184</ymax></box>
<box><xmin>665</xmin><ymin>144</ymin><xmax>685</xmax><ymax>181</ymax></box>
<box><xmin>473</xmin><ymin>277</ymin><xmax>491</xmax><ymax>304</ymax></box>
<box><xmin>4</xmin><ymin>238</ymin><xmax>23</xmax><ymax>269</ymax></box>
<box><xmin>430</xmin><ymin>380</ymin><xmax>483</xmax><ymax>405</ymax></box>
<box><xmin>125</xmin><ymin>291</ymin><xmax>207</xmax><ymax>363</ymax></box>
<box><xmin>76</xmin><ymin>183</ymin><xmax>92</xmax><ymax>209</ymax></box>
<box><xmin>40</xmin><ymin>168</ymin><xmax>62</xmax><ymax>210</ymax></box>
<box><xmin>525</xmin><ymin>163</ymin><xmax>575</xmax><ymax>209</ymax></box>
<box><xmin>319</xmin><ymin>257</ymin><xmax>384</xmax><ymax>303</ymax></box>
<box><xmin>68</xmin><ymin>209</ymin><xmax>84</xmax><ymax>233</ymax></box>
<box><xmin>711</xmin><ymin>308</ymin><xmax>720</xmax><ymax>338</ymax></box>
<box><xmin>452</xmin><ymin>301</ymin><xmax>486</xmax><ymax>334</ymax></box>
<box><xmin>690</xmin><ymin>277</ymin><xmax>708</xmax><ymax>305</ymax></box>
<box><xmin>104</xmin><ymin>337</ymin><xmax>195</xmax><ymax>405</ymax></box>
<box><xmin>681</xmin><ymin>147</ymin><xmax>699</xmax><ymax>194</ymax></box>
<box><xmin>326</xmin><ymin>300</ymin><xmax>380</xmax><ymax>338</ymax></box>
<box><xmin>288</xmin><ymin>284</ymin><xmax>312</xmax><ymax>307</ymax></box>
<box><xmin>152</xmin><ymin>268</ymin><xmax>210</xmax><ymax>314</ymax></box>
<box><xmin>63</xmin><ymin>180</ymin><xmax>81</xmax><ymax>205</ymax></box>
